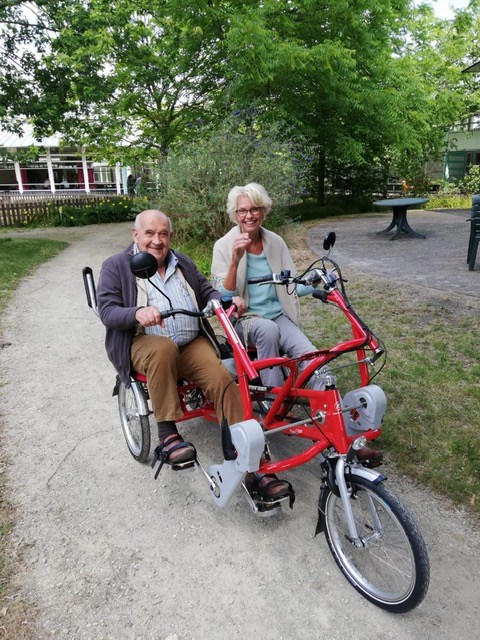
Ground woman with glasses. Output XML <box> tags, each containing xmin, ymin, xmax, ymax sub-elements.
<box><xmin>211</xmin><ymin>183</ymin><xmax>382</xmax><ymax>497</ymax></box>
<box><xmin>211</xmin><ymin>182</ymin><xmax>320</xmax><ymax>390</ymax></box>
<box><xmin>211</xmin><ymin>182</ymin><xmax>318</xmax><ymax>501</ymax></box>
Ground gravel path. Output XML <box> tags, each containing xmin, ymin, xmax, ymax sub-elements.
<box><xmin>1</xmin><ymin>219</ymin><xmax>479</xmax><ymax>640</ymax></box>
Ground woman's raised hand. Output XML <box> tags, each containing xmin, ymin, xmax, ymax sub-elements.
<box><xmin>232</xmin><ymin>233</ymin><xmax>252</xmax><ymax>263</ymax></box>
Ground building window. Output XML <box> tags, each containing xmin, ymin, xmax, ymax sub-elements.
<box><xmin>0</xmin><ymin>161</ymin><xmax>17</xmax><ymax>191</ymax></box>
<box><xmin>466</xmin><ymin>151</ymin><xmax>480</xmax><ymax>167</ymax></box>
<box><xmin>93</xmin><ymin>163</ymin><xmax>116</xmax><ymax>188</ymax></box>
<box><xmin>468</xmin><ymin>114</ymin><xmax>480</xmax><ymax>130</ymax></box>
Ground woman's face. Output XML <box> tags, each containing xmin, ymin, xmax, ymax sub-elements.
<box><xmin>235</xmin><ymin>195</ymin><xmax>263</xmax><ymax>235</ymax></box>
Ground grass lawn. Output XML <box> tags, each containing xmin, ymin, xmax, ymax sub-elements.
<box><xmin>0</xmin><ymin>237</ymin><xmax>69</xmax><ymax>314</ymax></box>
<box><xmin>286</xmin><ymin>222</ymin><xmax>480</xmax><ymax>513</ymax></box>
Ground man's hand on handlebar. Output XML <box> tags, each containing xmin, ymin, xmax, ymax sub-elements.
<box><xmin>135</xmin><ymin>306</ymin><xmax>165</xmax><ymax>328</ymax></box>
<box><xmin>135</xmin><ymin>298</ymin><xmax>245</xmax><ymax>326</ymax></box>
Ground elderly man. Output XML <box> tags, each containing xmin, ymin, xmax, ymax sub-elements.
<box><xmin>97</xmin><ymin>209</ymin><xmax>246</xmax><ymax>469</ymax></box>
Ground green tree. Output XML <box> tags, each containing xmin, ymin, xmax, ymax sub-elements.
<box><xmin>221</xmin><ymin>0</ymin><xmax>412</xmax><ymax>201</ymax></box>
<box><xmin>0</xmin><ymin>1</ymin><xmax>52</xmax><ymax>132</ymax></box>
<box><xmin>1</xmin><ymin>0</ymin><xmax>479</xmax><ymax>197</ymax></box>
<box><xmin>53</xmin><ymin>1</ymin><xmax>232</xmax><ymax>156</ymax></box>
<box><xmin>388</xmin><ymin>1</ymin><xmax>480</xmax><ymax>184</ymax></box>
<box><xmin>222</xmin><ymin>0</ymin><xmax>480</xmax><ymax>200</ymax></box>
<box><xmin>1</xmin><ymin>0</ymin><xmax>232</xmax><ymax>158</ymax></box>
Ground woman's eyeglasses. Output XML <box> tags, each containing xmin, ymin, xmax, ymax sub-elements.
<box><xmin>236</xmin><ymin>207</ymin><xmax>261</xmax><ymax>218</ymax></box>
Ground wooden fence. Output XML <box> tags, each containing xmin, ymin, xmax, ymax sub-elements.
<box><xmin>0</xmin><ymin>191</ymin><xmax>124</xmax><ymax>227</ymax></box>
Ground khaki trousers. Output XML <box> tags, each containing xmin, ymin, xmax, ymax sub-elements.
<box><xmin>130</xmin><ymin>334</ymin><xmax>244</xmax><ymax>425</ymax></box>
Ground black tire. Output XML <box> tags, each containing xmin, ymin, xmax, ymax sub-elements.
<box><xmin>118</xmin><ymin>381</ymin><xmax>151</xmax><ymax>462</ymax></box>
<box><xmin>322</xmin><ymin>475</ymin><xmax>430</xmax><ymax>613</ymax></box>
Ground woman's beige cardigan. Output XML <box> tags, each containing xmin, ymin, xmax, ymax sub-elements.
<box><xmin>211</xmin><ymin>225</ymin><xmax>301</xmax><ymax>325</ymax></box>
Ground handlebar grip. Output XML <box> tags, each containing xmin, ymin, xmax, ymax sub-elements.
<box><xmin>220</xmin><ymin>295</ymin><xmax>233</xmax><ymax>310</ymax></box>
<box><xmin>312</xmin><ymin>290</ymin><xmax>329</xmax><ymax>303</ymax></box>
<box><xmin>161</xmin><ymin>309</ymin><xmax>205</xmax><ymax>319</ymax></box>
<box><xmin>82</xmin><ymin>267</ymin><xmax>94</xmax><ymax>308</ymax></box>
<box><xmin>247</xmin><ymin>274</ymin><xmax>273</xmax><ymax>284</ymax></box>
<box><xmin>305</xmin><ymin>269</ymin><xmax>324</xmax><ymax>286</ymax></box>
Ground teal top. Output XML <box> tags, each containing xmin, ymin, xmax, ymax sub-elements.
<box><xmin>219</xmin><ymin>251</ymin><xmax>315</xmax><ymax>320</ymax></box>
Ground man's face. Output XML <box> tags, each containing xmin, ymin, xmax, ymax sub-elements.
<box><xmin>132</xmin><ymin>211</ymin><xmax>173</xmax><ymax>267</ymax></box>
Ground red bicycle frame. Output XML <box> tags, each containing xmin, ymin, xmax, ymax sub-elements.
<box><xmin>211</xmin><ymin>286</ymin><xmax>383</xmax><ymax>477</ymax></box>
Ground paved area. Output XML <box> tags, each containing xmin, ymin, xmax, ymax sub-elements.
<box><xmin>306</xmin><ymin>208</ymin><xmax>479</xmax><ymax>299</ymax></box>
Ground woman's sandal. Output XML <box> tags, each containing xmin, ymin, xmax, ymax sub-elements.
<box><xmin>245</xmin><ymin>472</ymin><xmax>295</xmax><ymax>508</ymax></box>
<box><xmin>151</xmin><ymin>433</ymin><xmax>196</xmax><ymax>479</ymax></box>
<box><xmin>356</xmin><ymin>445</ymin><xmax>383</xmax><ymax>468</ymax></box>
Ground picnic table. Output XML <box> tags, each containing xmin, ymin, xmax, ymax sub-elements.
<box><xmin>373</xmin><ymin>197</ymin><xmax>429</xmax><ymax>240</ymax></box>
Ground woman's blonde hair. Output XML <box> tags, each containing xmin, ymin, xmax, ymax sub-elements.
<box><xmin>226</xmin><ymin>183</ymin><xmax>272</xmax><ymax>223</ymax></box>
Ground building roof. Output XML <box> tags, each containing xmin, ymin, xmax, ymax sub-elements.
<box><xmin>0</xmin><ymin>125</ymin><xmax>61</xmax><ymax>148</ymax></box>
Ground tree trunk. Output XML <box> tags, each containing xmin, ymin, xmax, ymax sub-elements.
<box><xmin>316</xmin><ymin>147</ymin><xmax>326</xmax><ymax>205</ymax></box>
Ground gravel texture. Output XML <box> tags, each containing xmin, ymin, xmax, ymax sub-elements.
<box><xmin>1</xmin><ymin>214</ymin><xmax>479</xmax><ymax>640</ymax></box>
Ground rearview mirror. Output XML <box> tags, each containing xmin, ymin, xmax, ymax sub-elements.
<box><xmin>130</xmin><ymin>251</ymin><xmax>158</xmax><ymax>279</ymax></box>
<box><xmin>323</xmin><ymin>230</ymin><xmax>336</xmax><ymax>251</ymax></box>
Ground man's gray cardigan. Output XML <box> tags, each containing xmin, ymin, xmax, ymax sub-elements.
<box><xmin>97</xmin><ymin>243</ymin><xmax>223</xmax><ymax>387</ymax></box>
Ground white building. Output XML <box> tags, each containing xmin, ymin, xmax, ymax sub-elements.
<box><xmin>0</xmin><ymin>126</ymin><xmax>129</xmax><ymax>194</ymax></box>
<box><xmin>443</xmin><ymin>61</ymin><xmax>480</xmax><ymax>182</ymax></box>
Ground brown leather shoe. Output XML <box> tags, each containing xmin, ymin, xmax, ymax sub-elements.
<box><xmin>245</xmin><ymin>472</ymin><xmax>293</xmax><ymax>499</ymax></box>
<box><xmin>356</xmin><ymin>445</ymin><xmax>383</xmax><ymax>463</ymax></box>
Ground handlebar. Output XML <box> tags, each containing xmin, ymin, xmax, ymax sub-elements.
<box><xmin>162</xmin><ymin>296</ymin><xmax>236</xmax><ymax>320</ymax></box>
<box><xmin>247</xmin><ymin>272</ymin><xmax>284</xmax><ymax>285</ymax></box>
<box><xmin>247</xmin><ymin>266</ymin><xmax>336</xmax><ymax>289</ymax></box>
<box><xmin>161</xmin><ymin>308</ymin><xmax>205</xmax><ymax>320</ymax></box>
<box><xmin>247</xmin><ymin>231</ymin><xmax>338</xmax><ymax>287</ymax></box>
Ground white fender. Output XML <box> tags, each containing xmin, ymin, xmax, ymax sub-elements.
<box><xmin>348</xmin><ymin>464</ymin><xmax>387</xmax><ymax>484</ymax></box>
<box><xmin>129</xmin><ymin>380</ymin><xmax>149</xmax><ymax>416</ymax></box>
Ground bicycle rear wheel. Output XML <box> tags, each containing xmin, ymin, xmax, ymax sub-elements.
<box><xmin>322</xmin><ymin>476</ymin><xmax>429</xmax><ymax>613</ymax></box>
<box><xmin>118</xmin><ymin>381</ymin><xmax>151</xmax><ymax>462</ymax></box>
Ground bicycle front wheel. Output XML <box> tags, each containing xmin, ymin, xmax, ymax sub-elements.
<box><xmin>322</xmin><ymin>476</ymin><xmax>430</xmax><ymax>613</ymax></box>
<box><xmin>118</xmin><ymin>381</ymin><xmax>151</xmax><ymax>462</ymax></box>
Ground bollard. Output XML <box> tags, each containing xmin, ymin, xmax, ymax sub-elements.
<box><xmin>467</xmin><ymin>194</ymin><xmax>480</xmax><ymax>270</ymax></box>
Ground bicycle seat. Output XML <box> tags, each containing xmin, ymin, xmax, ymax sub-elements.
<box><xmin>131</xmin><ymin>371</ymin><xmax>147</xmax><ymax>383</ymax></box>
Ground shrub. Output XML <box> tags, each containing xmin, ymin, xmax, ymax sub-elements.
<box><xmin>49</xmin><ymin>196</ymin><xmax>139</xmax><ymax>226</ymax></box>
<box><xmin>146</xmin><ymin>112</ymin><xmax>316</xmax><ymax>244</ymax></box>
<box><xmin>462</xmin><ymin>164</ymin><xmax>480</xmax><ymax>196</ymax></box>
<box><xmin>427</xmin><ymin>194</ymin><xmax>472</xmax><ymax>209</ymax></box>
<box><xmin>288</xmin><ymin>194</ymin><xmax>376</xmax><ymax>222</ymax></box>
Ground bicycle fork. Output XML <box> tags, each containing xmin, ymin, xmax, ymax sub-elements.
<box><xmin>316</xmin><ymin>456</ymin><xmax>387</xmax><ymax>546</ymax></box>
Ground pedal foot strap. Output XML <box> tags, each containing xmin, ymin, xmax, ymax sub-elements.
<box><xmin>151</xmin><ymin>441</ymin><xmax>196</xmax><ymax>479</ymax></box>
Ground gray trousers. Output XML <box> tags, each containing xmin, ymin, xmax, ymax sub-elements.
<box><xmin>236</xmin><ymin>314</ymin><xmax>323</xmax><ymax>389</ymax></box>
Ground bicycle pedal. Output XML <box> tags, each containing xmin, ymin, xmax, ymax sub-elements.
<box><xmin>241</xmin><ymin>482</ymin><xmax>282</xmax><ymax>516</ymax></box>
<box><xmin>171</xmin><ymin>459</ymin><xmax>196</xmax><ymax>473</ymax></box>
<box><xmin>252</xmin><ymin>499</ymin><xmax>283</xmax><ymax>517</ymax></box>
<box><xmin>360</xmin><ymin>459</ymin><xmax>383</xmax><ymax>469</ymax></box>
<box><xmin>250</xmin><ymin>492</ymin><xmax>294</xmax><ymax>516</ymax></box>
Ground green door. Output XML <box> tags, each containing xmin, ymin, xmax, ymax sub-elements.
<box><xmin>444</xmin><ymin>151</ymin><xmax>466</xmax><ymax>181</ymax></box>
